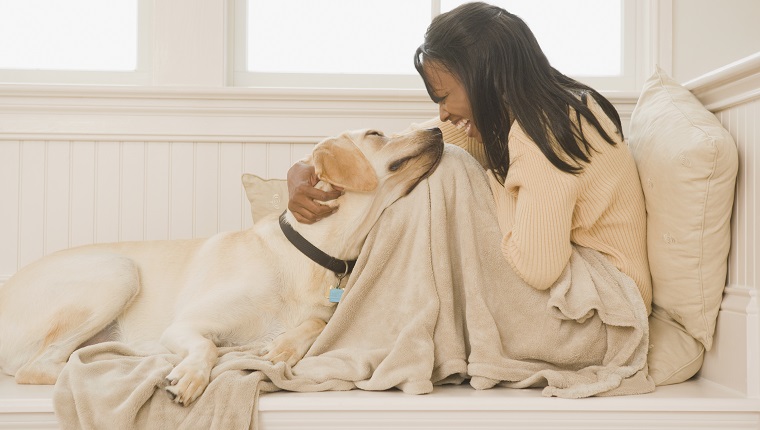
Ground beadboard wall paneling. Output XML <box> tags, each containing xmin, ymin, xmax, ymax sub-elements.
<box><xmin>685</xmin><ymin>54</ymin><xmax>760</xmax><ymax>396</ymax></box>
<box><xmin>0</xmin><ymin>87</ymin><xmax>637</xmax><ymax>278</ymax></box>
<box><xmin>703</xmin><ymin>100</ymin><xmax>760</xmax><ymax>397</ymax></box>
<box><xmin>0</xmin><ymin>141</ymin><xmax>20</xmax><ymax>280</ymax></box>
<box><xmin>0</xmin><ymin>140</ymin><xmax>310</xmax><ymax>274</ymax></box>
<box><xmin>718</xmin><ymin>101</ymin><xmax>758</xmax><ymax>294</ymax></box>
<box><xmin>0</xmin><ymin>86</ymin><xmax>449</xmax><ymax>279</ymax></box>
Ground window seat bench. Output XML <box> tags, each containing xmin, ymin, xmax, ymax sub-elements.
<box><xmin>2</xmin><ymin>374</ymin><xmax>758</xmax><ymax>429</ymax></box>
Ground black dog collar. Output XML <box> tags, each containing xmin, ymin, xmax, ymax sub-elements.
<box><xmin>278</xmin><ymin>211</ymin><xmax>356</xmax><ymax>277</ymax></box>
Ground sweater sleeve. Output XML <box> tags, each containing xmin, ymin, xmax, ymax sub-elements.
<box><xmin>502</xmin><ymin>141</ymin><xmax>579</xmax><ymax>290</ymax></box>
<box><xmin>487</xmin><ymin>169</ymin><xmax>515</xmax><ymax>235</ymax></box>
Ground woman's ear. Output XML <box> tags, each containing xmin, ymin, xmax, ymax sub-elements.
<box><xmin>312</xmin><ymin>138</ymin><xmax>378</xmax><ymax>191</ymax></box>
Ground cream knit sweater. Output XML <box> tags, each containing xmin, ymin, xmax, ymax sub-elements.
<box><xmin>409</xmin><ymin>99</ymin><xmax>652</xmax><ymax>313</ymax></box>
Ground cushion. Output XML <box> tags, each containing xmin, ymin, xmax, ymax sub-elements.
<box><xmin>628</xmin><ymin>66</ymin><xmax>738</xmax><ymax>383</ymax></box>
<box><xmin>647</xmin><ymin>306</ymin><xmax>705</xmax><ymax>385</ymax></box>
<box><xmin>241</xmin><ymin>174</ymin><xmax>289</xmax><ymax>223</ymax></box>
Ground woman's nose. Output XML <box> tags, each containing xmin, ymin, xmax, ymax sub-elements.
<box><xmin>438</xmin><ymin>104</ymin><xmax>449</xmax><ymax>122</ymax></box>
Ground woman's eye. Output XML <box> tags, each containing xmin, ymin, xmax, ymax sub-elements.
<box><xmin>367</xmin><ymin>130</ymin><xmax>383</xmax><ymax>137</ymax></box>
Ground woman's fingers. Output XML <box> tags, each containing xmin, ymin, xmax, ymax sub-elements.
<box><xmin>289</xmin><ymin>183</ymin><xmax>341</xmax><ymax>224</ymax></box>
<box><xmin>286</xmin><ymin>161</ymin><xmax>342</xmax><ymax>224</ymax></box>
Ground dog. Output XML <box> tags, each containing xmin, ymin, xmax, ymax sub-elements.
<box><xmin>0</xmin><ymin>127</ymin><xmax>444</xmax><ymax>406</ymax></box>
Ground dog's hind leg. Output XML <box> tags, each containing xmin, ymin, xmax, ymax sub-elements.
<box><xmin>14</xmin><ymin>305</ymin><xmax>101</xmax><ymax>384</ymax></box>
<box><xmin>1</xmin><ymin>253</ymin><xmax>140</xmax><ymax>385</ymax></box>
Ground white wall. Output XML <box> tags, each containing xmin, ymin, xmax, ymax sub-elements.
<box><xmin>671</xmin><ymin>0</ymin><xmax>760</xmax><ymax>83</ymax></box>
<box><xmin>4</xmin><ymin>0</ymin><xmax>757</xmax><ymax>278</ymax></box>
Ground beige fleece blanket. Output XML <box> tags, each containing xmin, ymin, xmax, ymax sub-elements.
<box><xmin>53</xmin><ymin>145</ymin><xmax>654</xmax><ymax>429</ymax></box>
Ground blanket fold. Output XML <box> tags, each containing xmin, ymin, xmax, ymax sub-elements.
<box><xmin>53</xmin><ymin>145</ymin><xmax>654</xmax><ymax>429</ymax></box>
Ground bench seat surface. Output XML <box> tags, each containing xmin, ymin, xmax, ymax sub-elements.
<box><xmin>2</xmin><ymin>374</ymin><xmax>758</xmax><ymax>429</ymax></box>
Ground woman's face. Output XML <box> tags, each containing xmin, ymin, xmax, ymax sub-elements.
<box><xmin>422</xmin><ymin>60</ymin><xmax>482</xmax><ymax>142</ymax></box>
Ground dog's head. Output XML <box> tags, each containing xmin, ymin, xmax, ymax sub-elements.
<box><xmin>288</xmin><ymin>127</ymin><xmax>444</xmax><ymax>264</ymax></box>
<box><xmin>312</xmin><ymin>127</ymin><xmax>444</xmax><ymax>199</ymax></box>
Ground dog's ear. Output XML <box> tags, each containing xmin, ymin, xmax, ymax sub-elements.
<box><xmin>313</xmin><ymin>138</ymin><xmax>378</xmax><ymax>192</ymax></box>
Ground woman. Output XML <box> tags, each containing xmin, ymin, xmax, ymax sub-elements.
<box><xmin>287</xmin><ymin>2</ymin><xmax>651</xmax><ymax>312</ymax></box>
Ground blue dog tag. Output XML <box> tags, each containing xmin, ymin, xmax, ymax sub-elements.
<box><xmin>329</xmin><ymin>288</ymin><xmax>343</xmax><ymax>303</ymax></box>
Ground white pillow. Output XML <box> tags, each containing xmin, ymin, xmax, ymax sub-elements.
<box><xmin>628</xmin><ymin>67</ymin><xmax>738</xmax><ymax>383</ymax></box>
<box><xmin>241</xmin><ymin>174</ymin><xmax>288</xmax><ymax>223</ymax></box>
<box><xmin>648</xmin><ymin>306</ymin><xmax>705</xmax><ymax>385</ymax></box>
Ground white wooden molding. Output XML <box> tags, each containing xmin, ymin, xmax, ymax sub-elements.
<box><xmin>685</xmin><ymin>51</ymin><xmax>760</xmax><ymax>111</ymax></box>
<box><xmin>637</xmin><ymin>0</ymin><xmax>673</xmax><ymax>86</ymax></box>
<box><xmin>1</xmin><ymin>375</ymin><xmax>759</xmax><ymax>430</ymax></box>
<box><xmin>702</xmin><ymin>286</ymin><xmax>760</xmax><ymax>396</ymax></box>
<box><xmin>0</xmin><ymin>85</ymin><xmax>440</xmax><ymax>142</ymax></box>
<box><xmin>0</xmin><ymin>85</ymin><xmax>639</xmax><ymax>142</ymax></box>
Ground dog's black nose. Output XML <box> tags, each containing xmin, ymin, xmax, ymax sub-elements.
<box><xmin>427</xmin><ymin>127</ymin><xmax>443</xmax><ymax>139</ymax></box>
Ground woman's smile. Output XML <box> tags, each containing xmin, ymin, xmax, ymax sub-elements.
<box><xmin>453</xmin><ymin>118</ymin><xmax>474</xmax><ymax>137</ymax></box>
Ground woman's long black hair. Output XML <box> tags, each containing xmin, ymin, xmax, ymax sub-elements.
<box><xmin>414</xmin><ymin>2</ymin><xmax>623</xmax><ymax>181</ymax></box>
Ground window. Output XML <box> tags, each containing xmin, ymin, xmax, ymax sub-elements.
<box><xmin>449</xmin><ymin>0</ymin><xmax>622</xmax><ymax>77</ymax></box>
<box><xmin>0</xmin><ymin>0</ymin><xmax>151</xmax><ymax>85</ymax></box>
<box><xmin>235</xmin><ymin>0</ymin><xmax>430</xmax><ymax>88</ymax></box>
<box><xmin>234</xmin><ymin>0</ymin><xmax>638</xmax><ymax>91</ymax></box>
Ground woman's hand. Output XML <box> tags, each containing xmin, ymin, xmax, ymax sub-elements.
<box><xmin>287</xmin><ymin>161</ymin><xmax>342</xmax><ymax>224</ymax></box>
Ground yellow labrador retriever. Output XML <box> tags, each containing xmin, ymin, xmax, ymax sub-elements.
<box><xmin>0</xmin><ymin>127</ymin><xmax>443</xmax><ymax>406</ymax></box>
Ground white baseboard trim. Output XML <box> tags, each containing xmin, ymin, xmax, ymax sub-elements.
<box><xmin>701</xmin><ymin>285</ymin><xmax>759</xmax><ymax>397</ymax></box>
<box><xmin>1</xmin><ymin>376</ymin><xmax>758</xmax><ymax>430</ymax></box>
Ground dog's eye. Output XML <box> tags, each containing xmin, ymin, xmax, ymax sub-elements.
<box><xmin>389</xmin><ymin>156</ymin><xmax>411</xmax><ymax>172</ymax></box>
<box><xmin>366</xmin><ymin>130</ymin><xmax>384</xmax><ymax>137</ymax></box>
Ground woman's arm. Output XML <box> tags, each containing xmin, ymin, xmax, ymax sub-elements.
<box><xmin>501</xmin><ymin>144</ymin><xmax>578</xmax><ymax>290</ymax></box>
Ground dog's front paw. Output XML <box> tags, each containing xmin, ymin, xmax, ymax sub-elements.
<box><xmin>260</xmin><ymin>319</ymin><xmax>325</xmax><ymax>366</ymax></box>
<box><xmin>163</xmin><ymin>361</ymin><xmax>211</xmax><ymax>406</ymax></box>
<box><xmin>262</xmin><ymin>339</ymin><xmax>305</xmax><ymax>367</ymax></box>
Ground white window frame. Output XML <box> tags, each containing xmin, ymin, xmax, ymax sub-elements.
<box><xmin>0</xmin><ymin>0</ymin><xmax>153</xmax><ymax>86</ymax></box>
<box><xmin>232</xmin><ymin>0</ymin><xmax>663</xmax><ymax>92</ymax></box>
